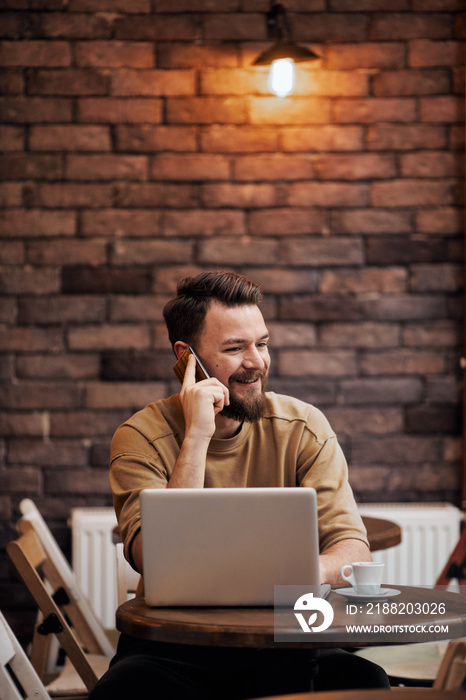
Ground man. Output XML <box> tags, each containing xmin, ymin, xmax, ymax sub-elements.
<box><xmin>90</xmin><ymin>271</ymin><xmax>389</xmax><ymax>699</ymax></box>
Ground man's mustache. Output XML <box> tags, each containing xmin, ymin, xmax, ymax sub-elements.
<box><xmin>229</xmin><ymin>370</ymin><xmax>267</xmax><ymax>385</ymax></box>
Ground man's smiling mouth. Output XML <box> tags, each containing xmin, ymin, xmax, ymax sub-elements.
<box><xmin>231</xmin><ymin>373</ymin><xmax>264</xmax><ymax>388</ymax></box>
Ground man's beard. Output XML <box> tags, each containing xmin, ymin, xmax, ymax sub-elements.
<box><xmin>220</xmin><ymin>370</ymin><xmax>268</xmax><ymax>423</ymax></box>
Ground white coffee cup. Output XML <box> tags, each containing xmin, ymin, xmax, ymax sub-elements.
<box><xmin>340</xmin><ymin>561</ymin><xmax>384</xmax><ymax>595</ymax></box>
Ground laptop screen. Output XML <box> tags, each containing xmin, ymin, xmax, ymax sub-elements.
<box><xmin>140</xmin><ymin>487</ymin><xmax>321</xmax><ymax>606</ymax></box>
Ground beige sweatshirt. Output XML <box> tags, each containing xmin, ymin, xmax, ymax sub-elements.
<box><xmin>110</xmin><ymin>391</ymin><xmax>368</xmax><ymax>570</ymax></box>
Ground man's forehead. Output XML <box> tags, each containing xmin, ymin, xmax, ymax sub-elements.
<box><xmin>202</xmin><ymin>301</ymin><xmax>267</xmax><ymax>338</ymax></box>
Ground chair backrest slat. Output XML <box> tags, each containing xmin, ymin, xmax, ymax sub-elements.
<box><xmin>0</xmin><ymin>610</ymin><xmax>51</xmax><ymax>700</ymax></box>
<box><xmin>7</xmin><ymin>529</ymin><xmax>99</xmax><ymax>693</ymax></box>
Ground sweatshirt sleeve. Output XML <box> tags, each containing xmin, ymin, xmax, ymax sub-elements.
<box><xmin>296</xmin><ymin>409</ymin><xmax>369</xmax><ymax>552</ymax></box>
<box><xmin>110</xmin><ymin>424</ymin><xmax>168</xmax><ymax>568</ymax></box>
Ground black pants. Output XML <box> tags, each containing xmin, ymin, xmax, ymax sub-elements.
<box><xmin>89</xmin><ymin>634</ymin><xmax>390</xmax><ymax>699</ymax></box>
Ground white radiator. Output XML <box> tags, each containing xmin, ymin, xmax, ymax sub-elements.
<box><xmin>358</xmin><ymin>502</ymin><xmax>464</xmax><ymax>587</ymax></box>
<box><xmin>70</xmin><ymin>503</ymin><xmax>464</xmax><ymax>628</ymax></box>
<box><xmin>70</xmin><ymin>507</ymin><xmax>118</xmax><ymax>629</ymax></box>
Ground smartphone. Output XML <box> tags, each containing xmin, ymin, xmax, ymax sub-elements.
<box><xmin>173</xmin><ymin>346</ymin><xmax>210</xmax><ymax>384</ymax></box>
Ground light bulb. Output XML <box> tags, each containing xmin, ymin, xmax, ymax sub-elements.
<box><xmin>269</xmin><ymin>57</ymin><xmax>295</xmax><ymax>97</ymax></box>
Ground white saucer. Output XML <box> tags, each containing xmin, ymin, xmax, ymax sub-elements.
<box><xmin>334</xmin><ymin>587</ymin><xmax>401</xmax><ymax>602</ymax></box>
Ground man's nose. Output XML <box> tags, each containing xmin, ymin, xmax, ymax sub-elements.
<box><xmin>243</xmin><ymin>347</ymin><xmax>266</xmax><ymax>370</ymax></box>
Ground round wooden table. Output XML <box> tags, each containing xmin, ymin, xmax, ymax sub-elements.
<box><xmin>362</xmin><ymin>516</ymin><xmax>401</xmax><ymax>552</ymax></box>
<box><xmin>116</xmin><ymin>586</ymin><xmax>465</xmax><ymax>649</ymax></box>
<box><xmin>257</xmin><ymin>690</ymin><xmax>465</xmax><ymax>700</ymax></box>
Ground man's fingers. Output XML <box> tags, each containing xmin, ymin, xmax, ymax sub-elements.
<box><xmin>212</xmin><ymin>384</ymin><xmax>230</xmax><ymax>412</ymax></box>
<box><xmin>182</xmin><ymin>352</ymin><xmax>197</xmax><ymax>388</ymax></box>
<box><xmin>212</xmin><ymin>387</ymin><xmax>225</xmax><ymax>412</ymax></box>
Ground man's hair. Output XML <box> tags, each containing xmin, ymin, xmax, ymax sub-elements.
<box><xmin>163</xmin><ymin>271</ymin><xmax>263</xmax><ymax>348</ymax></box>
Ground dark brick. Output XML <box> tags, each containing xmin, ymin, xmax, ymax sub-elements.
<box><xmin>39</xmin><ymin>12</ymin><xmax>114</xmax><ymax>39</ymax></box>
<box><xmin>279</xmin><ymin>296</ymin><xmax>362</xmax><ymax>322</ymax></box>
<box><xmin>351</xmin><ymin>435</ymin><xmax>441</xmax><ymax>464</ymax></box>
<box><xmin>266</xmin><ymin>378</ymin><xmax>337</xmax><ymax>406</ymax></box>
<box><xmin>340</xmin><ymin>378</ymin><xmax>423</xmax><ymax>404</ymax></box>
<box><xmin>89</xmin><ymin>440</ymin><xmax>112</xmax><ymax>468</ymax></box>
<box><xmin>366</xmin><ymin>236</ymin><xmax>446</xmax><ymax>264</ymax></box>
<box><xmin>0</xmin><ymin>468</ymin><xmax>41</xmax><ymax>494</ymax></box>
<box><xmin>61</xmin><ymin>267</ymin><xmax>153</xmax><ymax>294</ymax></box>
<box><xmin>100</xmin><ymin>350</ymin><xmax>174</xmax><ymax>381</ymax></box>
<box><xmin>44</xmin><ymin>469</ymin><xmax>110</xmax><ymax>494</ymax></box>
<box><xmin>406</xmin><ymin>405</ymin><xmax>462</xmax><ymax>434</ymax></box>
<box><xmin>7</xmin><ymin>439</ymin><xmax>87</xmax><ymax>466</ymax></box>
<box><xmin>28</xmin><ymin>68</ymin><xmax>109</xmax><ymax>95</ymax></box>
<box><xmin>0</xmin><ymin>356</ymin><xmax>14</xmax><ymax>380</ymax></box>
<box><xmin>387</xmin><ymin>463</ymin><xmax>460</xmax><ymax>492</ymax></box>
<box><xmin>0</xmin><ymin>383</ymin><xmax>79</xmax><ymax>409</ymax></box>
<box><xmin>18</xmin><ymin>296</ymin><xmax>106</xmax><ymax>324</ymax></box>
<box><xmin>0</xmin><ymin>299</ymin><xmax>17</xmax><ymax>324</ymax></box>
<box><xmin>50</xmin><ymin>411</ymin><xmax>128</xmax><ymax>437</ymax></box>
<box><xmin>360</xmin><ymin>295</ymin><xmax>447</xmax><ymax>321</ymax></box>
<box><xmin>16</xmin><ymin>354</ymin><xmax>100</xmax><ymax>380</ymax></box>
<box><xmin>114</xmin><ymin>14</ymin><xmax>198</xmax><ymax>41</ymax></box>
<box><xmin>114</xmin><ymin>183</ymin><xmax>198</xmax><ymax>209</ymax></box>
<box><xmin>0</xmin><ymin>96</ymin><xmax>72</xmax><ymax>123</ymax></box>
<box><xmin>0</xmin><ymin>155</ymin><xmax>62</xmax><ymax>181</ymax></box>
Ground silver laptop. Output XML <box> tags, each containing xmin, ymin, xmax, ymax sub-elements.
<box><xmin>140</xmin><ymin>487</ymin><xmax>327</xmax><ymax>607</ymax></box>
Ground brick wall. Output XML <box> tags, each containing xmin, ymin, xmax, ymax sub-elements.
<box><xmin>0</xmin><ymin>2</ymin><xmax>464</xmax><ymax>619</ymax></box>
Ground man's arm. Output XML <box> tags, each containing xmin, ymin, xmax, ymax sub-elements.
<box><xmin>130</xmin><ymin>530</ymin><xmax>144</xmax><ymax>574</ymax></box>
<box><xmin>319</xmin><ymin>538</ymin><xmax>371</xmax><ymax>585</ymax></box>
<box><xmin>168</xmin><ymin>352</ymin><xmax>229</xmax><ymax>488</ymax></box>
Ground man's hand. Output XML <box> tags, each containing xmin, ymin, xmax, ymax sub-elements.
<box><xmin>168</xmin><ymin>353</ymin><xmax>229</xmax><ymax>488</ymax></box>
<box><xmin>319</xmin><ymin>539</ymin><xmax>371</xmax><ymax>585</ymax></box>
<box><xmin>179</xmin><ymin>353</ymin><xmax>229</xmax><ymax>441</ymax></box>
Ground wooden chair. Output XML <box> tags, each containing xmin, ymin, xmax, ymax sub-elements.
<box><xmin>0</xmin><ymin>608</ymin><xmax>51</xmax><ymax>700</ymax></box>
<box><xmin>354</xmin><ymin>640</ymin><xmax>449</xmax><ymax>687</ymax></box>
<box><xmin>18</xmin><ymin>499</ymin><xmax>115</xmax><ymax>659</ymax></box>
<box><xmin>432</xmin><ymin>637</ymin><xmax>466</xmax><ymax>690</ymax></box>
<box><xmin>7</xmin><ymin>527</ymin><xmax>109</xmax><ymax>697</ymax></box>
<box><xmin>356</xmin><ymin>637</ymin><xmax>466</xmax><ymax>691</ymax></box>
<box><xmin>436</xmin><ymin>526</ymin><xmax>466</xmax><ymax>586</ymax></box>
<box><xmin>115</xmin><ymin>542</ymin><xmax>141</xmax><ymax>608</ymax></box>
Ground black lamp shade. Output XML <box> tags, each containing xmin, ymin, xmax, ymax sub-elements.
<box><xmin>253</xmin><ymin>41</ymin><xmax>319</xmax><ymax>66</ymax></box>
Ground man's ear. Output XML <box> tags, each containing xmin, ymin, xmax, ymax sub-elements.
<box><xmin>174</xmin><ymin>341</ymin><xmax>189</xmax><ymax>360</ymax></box>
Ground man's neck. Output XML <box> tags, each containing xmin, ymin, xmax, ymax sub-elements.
<box><xmin>213</xmin><ymin>414</ymin><xmax>242</xmax><ymax>440</ymax></box>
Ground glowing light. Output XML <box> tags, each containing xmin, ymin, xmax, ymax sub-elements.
<box><xmin>269</xmin><ymin>57</ymin><xmax>295</xmax><ymax>97</ymax></box>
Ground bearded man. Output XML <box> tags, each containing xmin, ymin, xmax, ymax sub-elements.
<box><xmin>90</xmin><ymin>270</ymin><xmax>389</xmax><ymax>699</ymax></box>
